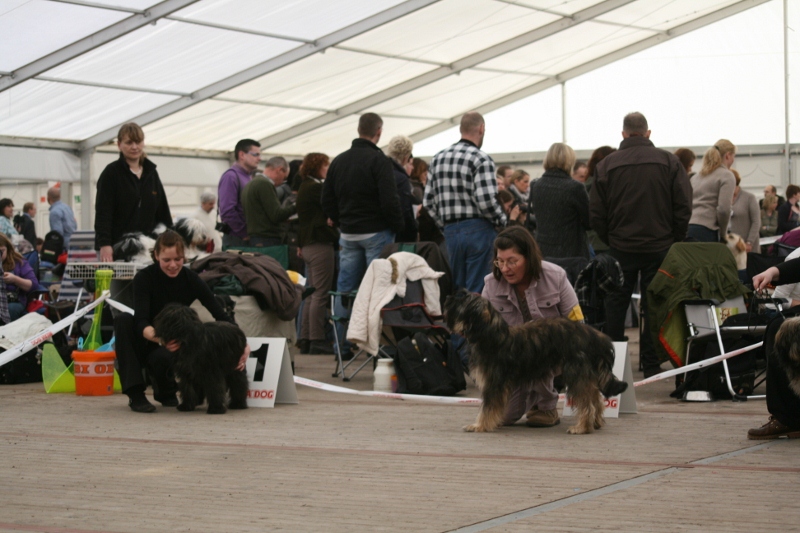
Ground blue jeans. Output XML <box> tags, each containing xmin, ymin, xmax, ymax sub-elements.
<box><xmin>334</xmin><ymin>230</ymin><xmax>395</xmax><ymax>352</ymax></box>
<box><xmin>222</xmin><ymin>234</ymin><xmax>248</xmax><ymax>249</ymax></box>
<box><xmin>443</xmin><ymin>219</ymin><xmax>497</xmax><ymax>293</ymax></box>
<box><xmin>687</xmin><ymin>224</ymin><xmax>719</xmax><ymax>243</ymax></box>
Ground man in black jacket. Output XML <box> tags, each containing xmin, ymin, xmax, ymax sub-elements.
<box><xmin>322</xmin><ymin>113</ymin><xmax>403</xmax><ymax>356</ymax></box>
<box><xmin>589</xmin><ymin>112</ymin><xmax>692</xmax><ymax>378</ymax></box>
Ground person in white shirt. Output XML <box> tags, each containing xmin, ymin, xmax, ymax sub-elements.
<box><xmin>189</xmin><ymin>192</ymin><xmax>222</xmax><ymax>253</ymax></box>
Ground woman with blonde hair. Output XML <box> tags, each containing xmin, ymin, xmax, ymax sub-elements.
<box><xmin>508</xmin><ymin>169</ymin><xmax>531</xmax><ymax>208</ymax></box>
<box><xmin>386</xmin><ymin>135</ymin><xmax>418</xmax><ymax>243</ymax></box>
<box><xmin>687</xmin><ymin>139</ymin><xmax>736</xmax><ymax>242</ymax></box>
<box><xmin>529</xmin><ymin>142</ymin><xmax>590</xmax><ymax>259</ymax></box>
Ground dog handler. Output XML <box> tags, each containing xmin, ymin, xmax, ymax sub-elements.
<box><xmin>114</xmin><ymin>230</ymin><xmax>249</xmax><ymax>413</ymax></box>
<box><xmin>481</xmin><ymin>226</ymin><xmax>585</xmax><ymax>428</ymax></box>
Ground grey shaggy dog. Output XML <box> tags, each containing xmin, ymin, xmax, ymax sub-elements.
<box><xmin>444</xmin><ymin>289</ymin><xmax>627</xmax><ymax>434</ymax></box>
<box><xmin>153</xmin><ymin>304</ymin><xmax>249</xmax><ymax>414</ymax></box>
<box><xmin>773</xmin><ymin>317</ymin><xmax>800</xmax><ymax>397</ymax></box>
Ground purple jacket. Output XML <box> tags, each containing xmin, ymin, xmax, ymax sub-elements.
<box><xmin>218</xmin><ymin>163</ymin><xmax>252</xmax><ymax>239</ymax></box>
<box><xmin>5</xmin><ymin>259</ymin><xmax>37</xmax><ymax>307</ymax></box>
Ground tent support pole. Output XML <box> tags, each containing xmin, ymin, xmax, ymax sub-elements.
<box><xmin>561</xmin><ymin>82</ymin><xmax>567</xmax><ymax>144</ymax></box>
<box><xmin>80</xmin><ymin>149</ymin><xmax>93</xmax><ymax>230</ymax></box>
<box><xmin>785</xmin><ymin>0</ymin><xmax>791</xmax><ymax>184</ymax></box>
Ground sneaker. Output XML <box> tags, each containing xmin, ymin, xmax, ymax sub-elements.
<box><xmin>747</xmin><ymin>416</ymin><xmax>800</xmax><ymax>440</ymax></box>
<box><xmin>155</xmin><ymin>393</ymin><xmax>179</xmax><ymax>407</ymax></box>
<box><xmin>525</xmin><ymin>408</ymin><xmax>560</xmax><ymax>428</ymax></box>
<box><xmin>128</xmin><ymin>396</ymin><xmax>156</xmax><ymax>413</ymax></box>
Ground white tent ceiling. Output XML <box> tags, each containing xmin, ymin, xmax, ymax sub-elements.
<box><xmin>0</xmin><ymin>0</ymin><xmax>779</xmax><ymax>159</ymax></box>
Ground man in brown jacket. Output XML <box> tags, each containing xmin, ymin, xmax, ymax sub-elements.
<box><xmin>589</xmin><ymin>112</ymin><xmax>692</xmax><ymax>377</ymax></box>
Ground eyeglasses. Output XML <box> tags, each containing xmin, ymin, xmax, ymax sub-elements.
<box><xmin>247</xmin><ymin>151</ymin><xmax>261</xmax><ymax>158</ymax></box>
<box><xmin>493</xmin><ymin>258</ymin><xmax>520</xmax><ymax>269</ymax></box>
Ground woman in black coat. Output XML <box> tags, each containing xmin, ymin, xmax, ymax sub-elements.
<box><xmin>296</xmin><ymin>153</ymin><xmax>339</xmax><ymax>355</ymax></box>
<box><xmin>386</xmin><ymin>135</ymin><xmax>418</xmax><ymax>243</ymax></box>
<box><xmin>95</xmin><ymin>122</ymin><xmax>172</xmax><ymax>262</ymax></box>
<box><xmin>529</xmin><ymin>142</ymin><xmax>591</xmax><ymax>260</ymax></box>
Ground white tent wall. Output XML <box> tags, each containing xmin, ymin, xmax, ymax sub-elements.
<box><xmin>0</xmin><ymin>145</ymin><xmax>81</xmax><ymax>240</ymax></box>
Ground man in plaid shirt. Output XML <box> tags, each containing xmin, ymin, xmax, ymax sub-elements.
<box><xmin>424</xmin><ymin>112</ymin><xmax>507</xmax><ymax>292</ymax></box>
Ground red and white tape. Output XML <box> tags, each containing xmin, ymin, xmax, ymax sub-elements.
<box><xmin>293</xmin><ymin>376</ymin><xmax>482</xmax><ymax>405</ymax></box>
<box><xmin>633</xmin><ymin>341</ymin><xmax>763</xmax><ymax>387</ymax></box>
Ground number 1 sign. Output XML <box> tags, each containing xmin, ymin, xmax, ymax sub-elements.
<box><xmin>244</xmin><ymin>338</ymin><xmax>298</xmax><ymax>408</ymax></box>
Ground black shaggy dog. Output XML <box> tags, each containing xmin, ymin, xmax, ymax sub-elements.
<box><xmin>153</xmin><ymin>304</ymin><xmax>249</xmax><ymax>414</ymax></box>
<box><xmin>772</xmin><ymin>317</ymin><xmax>800</xmax><ymax>398</ymax></box>
<box><xmin>444</xmin><ymin>289</ymin><xmax>627</xmax><ymax>434</ymax></box>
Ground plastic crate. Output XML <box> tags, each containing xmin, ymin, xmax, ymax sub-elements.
<box><xmin>63</xmin><ymin>262</ymin><xmax>143</xmax><ymax>280</ymax></box>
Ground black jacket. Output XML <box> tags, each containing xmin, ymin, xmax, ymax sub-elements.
<box><xmin>321</xmin><ymin>138</ymin><xmax>404</xmax><ymax>235</ymax></box>
<box><xmin>296</xmin><ymin>178</ymin><xmax>339</xmax><ymax>247</ymax></box>
<box><xmin>390</xmin><ymin>159</ymin><xmax>419</xmax><ymax>243</ymax></box>
<box><xmin>95</xmin><ymin>154</ymin><xmax>173</xmax><ymax>249</ymax></box>
<box><xmin>589</xmin><ymin>136</ymin><xmax>692</xmax><ymax>254</ymax></box>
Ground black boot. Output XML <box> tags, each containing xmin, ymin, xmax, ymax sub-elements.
<box><xmin>127</xmin><ymin>388</ymin><xmax>156</xmax><ymax>413</ymax></box>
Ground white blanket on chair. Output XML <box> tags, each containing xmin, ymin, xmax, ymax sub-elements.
<box><xmin>0</xmin><ymin>313</ymin><xmax>53</xmax><ymax>351</ymax></box>
<box><xmin>347</xmin><ymin>252</ymin><xmax>443</xmax><ymax>356</ymax></box>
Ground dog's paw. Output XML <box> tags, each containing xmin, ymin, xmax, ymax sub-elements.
<box><xmin>463</xmin><ymin>423</ymin><xmax>492</xmax><ymax>432</ymax></box>
<box><xmin>176</xmin><ymin>403</ymin><xmax>195</xmax><ymax>412</ymax></box>
<box><xmin>228</xmin><ymin>401</ymin><xmax>248</xmax><ymax>410</ymax></box>
<box><xmin>207</xmin><ymin>405</ymin><xmax>227</xmax><ymax>415</ymax></box>
<box><xmin>567</xmin><ymin>425</ymin><xmax>591</xmax><ymax>435</ymax></box>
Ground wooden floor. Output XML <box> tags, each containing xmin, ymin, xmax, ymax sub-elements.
<box><xmin>1</xmin><ymin>330</ymin><xmax>798</xmax><ymax>533</ymax></box>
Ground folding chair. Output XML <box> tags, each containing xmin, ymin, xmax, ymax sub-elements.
<box><xmin>683</xmin><ymin>295</ymin><xmax>770</xmax><ymax>400</ymax></box>
<box><xmin>329</xmin><ymin>290</ymin><xmax>392</xmax><ymax>381</ymax></box>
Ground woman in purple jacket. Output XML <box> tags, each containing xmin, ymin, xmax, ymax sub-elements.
<box><xmin>481</xmin><ymin>226</ymin><xmax>585</xmax><ymax>428</ymax></box>
<box><xmin>0</xmin><ymin>233</ymin><xmax>38</xmax><ymax>323</ymax></box>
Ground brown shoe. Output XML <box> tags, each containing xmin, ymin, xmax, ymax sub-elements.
<box><xmin>525</xmin><ymin>408</ymin><xmax>560</xmax><ymax>428</ymax></box>
<box><xmin>747</xmin><ymin>416</ymin><xmax>800</xmax><ymax>440</ymax></box>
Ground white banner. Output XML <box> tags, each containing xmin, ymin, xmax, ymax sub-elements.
<box><xmin>293</xmin><ymin>376</ymin><xmax>482</xmax><ymax>405</ymax></box>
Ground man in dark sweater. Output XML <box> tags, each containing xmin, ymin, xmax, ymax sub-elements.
<box><xmin>322</xmin><ymin>113</ymin><xmax>403</xmax><ymax>355</ymax></box>
<box><xmin>589</xmin><ymin>112</ymin><xmax>692</xmax><ymax>378</ymax></box>
<box><xmin>242</xmin><ymin>156</ymin><xmax>296</xmax><ymax>247</ymax></box>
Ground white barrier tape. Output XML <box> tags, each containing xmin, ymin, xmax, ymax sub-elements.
<box><xmin>293</xmin><ymin>376</ymin><xmax>482</xmax><ymax>405</ymax></box>
<box><xmin>634</xmin><ymin>341</ymin><xmax>763</xmax><ymax>387</ymax></box>
<box><xmin>0</xmin><ymin>291</ymin><xmax>110</xmax><ymax>368</ymax></box>
<box><xmin>105</xmin><ymin>298</ymin><xmax>134</xmax><ymax>315</ymax></box>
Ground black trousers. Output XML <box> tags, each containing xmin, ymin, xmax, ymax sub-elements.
<box><xmin>114</xmin><ymin>313</ymin><xmax>177</xmax><ymax>398</ymax></box>
<box><xmin>604</xmin><ymin>248</ymin><xmax>668</xmax><ymax>370</ymax></box>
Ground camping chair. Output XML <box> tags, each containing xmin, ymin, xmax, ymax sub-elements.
<box><xmin>648</xmin><ymin>243</ymin><xmax>750</xmax><ymax>368</ymax></box>
<box><xmin>329</xmin><ymin>289</ymin><xmax>393</xmax><ymax>381</ymax></box>
<box><xmin>683</xmin><ymin>295</ymin><xmax>771</xmax><ymax>400</ymax></box>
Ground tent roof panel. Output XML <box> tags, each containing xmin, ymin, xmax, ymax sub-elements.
<box><xmin>267</xmin><ymin>115</ymin><xmax>440</xmax><ymax>157</ymax></box>
<box><xmin>82</xmin><ymin>0</ymin><xmax>163</xmax><ymax>8</ymax></box>
<box><xmin>597</xmin><ymin>0</ymin><xmax>741</xmax><ymax>30</ymax></box>
<box><xmin>0</xmin><ymin>0</ymin><xmax>128</xmax><ymax>72</ymax></box>
<box><xmin>511</xmin><ymin>0</ymin><xmax>608</xmax><ymax>16</ymax></box>
<box><xmin>0</xmin><ymin>80</ymin><xmax>176</xmax><ymax>140</ymax></box>
<box><xmin>142</xmin><ymin>100</ymin><xmax>322</xmax><ymax>150</ymax></box>
<box><xmin>44</xmin><ymin>19</ymin><xmax>298</xmax><ymax>93</ymax></box>
<box><xmin>478</xmin><ymin>21</ymin><xmax>653</xmax><ymax>75</ymax></box>
<box><xmin>373</xmin><ymin>70</ymin><xmax>543</xmax><ymax>118</ymax></box>
<box><xmin>340</xmin><ymin>0</ymin><xmax>559</xmax><ymax>65</ymax></box>
<box><xmin>218</xmin><ymin>48</ymin><xmax>437</xmax><ymax>111</ymax></box>
<box><xmin>173</xmin><ymin>0</ymin><xmax>407</xmax><ymax>41</ymax></box>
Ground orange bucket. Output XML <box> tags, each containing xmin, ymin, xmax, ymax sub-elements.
<box><xmin>72</xmin><ymin>351</ymin><xmax>116</xmax><ymax>396</ymax></box>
